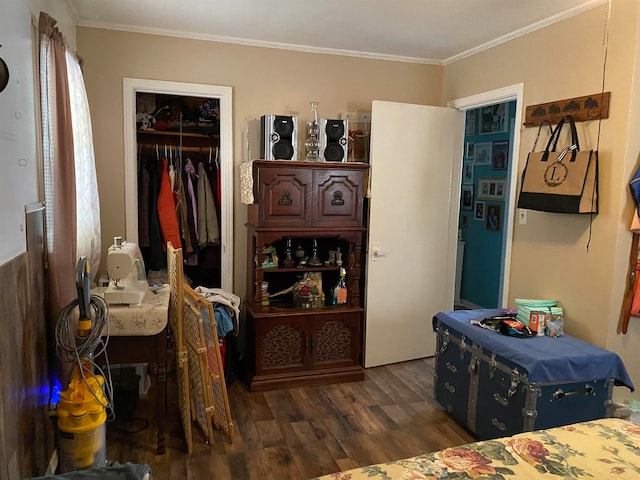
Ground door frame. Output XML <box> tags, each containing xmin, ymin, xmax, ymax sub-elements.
<box><xmin>448</xmin><ymin>83</ymin><xmax>524</xmax><ymax>307</ymax></box>
<box><xmin>122</xmin><ymin>78</ymin><xmax>234</xmax><ymax>292</ymax></box>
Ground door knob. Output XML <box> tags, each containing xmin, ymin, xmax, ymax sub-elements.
<box><xmin>370</xmin><ymin>244</ymin><xmax>389</xmax><ymax>261</ymax></box>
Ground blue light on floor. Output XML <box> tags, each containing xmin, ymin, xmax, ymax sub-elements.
<box><xmin>49</xmin><ymin>378</ymin><xmax>62</xmax><ymax>406</ymax></box>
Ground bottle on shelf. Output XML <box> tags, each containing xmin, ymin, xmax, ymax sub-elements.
<box><xmin>332</xmin><ymin>267</ymin><xmax>348</xmax><ymax>305</ymax></box>
<box><xmin>308</xmin><ymin>238</ymin><xmax>322</xmax><ymax>266</ymax></box>
<box><xmin>283</xmin><ymin>237</ymin><xmax>295</xmax><ymax>267</ymax></box>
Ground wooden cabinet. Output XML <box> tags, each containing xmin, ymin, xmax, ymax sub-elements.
<box><xmin>248</xmin><ymin>161</ymin><xmax>366</xmax><ymax>228</ymax></box>
<box><xmin>252</xmin><ymin>311</ymin><xmax>360</xmax><ymax>375</ymax></box>
<box><xmin>246</xmin><ymin>160</ymin><xmax>368</xmax><ymax>391</ymax></box>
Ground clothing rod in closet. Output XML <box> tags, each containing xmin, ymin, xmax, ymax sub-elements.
<box><xmin>138</xmin><ymin>144</ymin><xmax>212</xmax><ymax>154</ymax></box>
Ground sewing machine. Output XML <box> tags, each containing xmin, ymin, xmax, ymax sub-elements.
<box><xmin>104</xmin><ymin>236</ymin><xmax>148</xmax><ymax>305</ymax></box>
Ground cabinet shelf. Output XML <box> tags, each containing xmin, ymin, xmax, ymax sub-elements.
<box><xmin>258</xmin><ymin>265</ymin><xmax>340</xmax><ymax>273</ymax></box>
<box><xmin>248</xmin><ymin>303</ymin><xmax>364</xmax><ymax>316</ymax></box>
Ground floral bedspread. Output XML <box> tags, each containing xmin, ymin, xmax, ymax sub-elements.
<box><xmin>313</xmin><ymin>418</ymin><xmax>640</xmax><ymax>480</ymax></box>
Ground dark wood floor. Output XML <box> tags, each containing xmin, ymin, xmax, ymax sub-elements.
<box><xmin>105</xmin><ymin>356</ymin><xmax>477</xmax><ymax>479</ymax></box>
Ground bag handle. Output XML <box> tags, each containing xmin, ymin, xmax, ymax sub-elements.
<box><xmin>530</xmin><ymin>120</ymin><xmax>554</xmax><ymax>152</ymax></box>
<box><xmin>550</xmin><ymin>115</ymin><xmax>580</xmax><ymax>153</ymax></box>
<box><xmin>542</xmin><ymin>115</ymin><xmax>579</xmax><ymax>163</ymax></box>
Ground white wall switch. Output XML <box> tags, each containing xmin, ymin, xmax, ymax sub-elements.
<box><xmin>518</xmin><ymin>209</ymin><xmax>527</xmax><ymax>224</ymax></box>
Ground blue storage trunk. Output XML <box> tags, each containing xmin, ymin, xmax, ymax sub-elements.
<box><xmin>433</xmin><ymin>310</ymin><xmax>634</xmax><ymax>440</ymax></box>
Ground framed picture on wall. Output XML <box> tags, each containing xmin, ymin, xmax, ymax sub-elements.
<box><xmin>474</xmin><ymin>201</ymin><xmax>485</xmax><ymax>220</ymax></box>
<box><xmin>486</xmin><ymin>204</ymin><xmax>502</xmax><ymax>232</ymax></box>
<box><xmin>465</xmin><ymin>110</ymin><xmax>477</xmax><ymax>136</ymax></box>
<box><xmin>478</xmin><ymin>177</ymin><xmax>506</xmax><ymax>200</ymax></box>
<box><xmin>461</xmin><ymin>185</ymin><xmax>474</xmax><ymax>211</ymax></box>
<box><xmin>462</xmin><ymin>162</ymin><xmax>474</xmax><ymax>184</ymax></box>
<box><xmin>492</xmin><ymin>140</ymin><xmax>509</xmax><ymax>170</ymax></box>
<box><xmin>479</xmin><ymin>103</ymin><xmax>507</xmax><ymax>134</ymax></box>
<box><xmin>466</xmin><ymin>142</ymin><xmax>475</xmax><ymax>160</ymax></box>
<box><xmin>475</xmin><ymin>142</ymin><xmax>492</xmax><ymax>165</ymax></box>
<box><xmin>461</xmin><ymin>214</ymin><xmax>469</xmax><ymax>230</ymax></box>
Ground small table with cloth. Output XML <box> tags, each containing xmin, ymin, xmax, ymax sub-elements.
<box><xmin>92</xmin><ymin>285</ymin><xmax>170</xmax><ymax>455</ymax></box>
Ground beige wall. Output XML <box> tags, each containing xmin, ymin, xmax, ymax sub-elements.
<box><xmin>76</xmin><ymin>27</ymin><xmax>441</xmax><ymax>300</ymax></box>
<box><xmin>444</xmin><ymin>0</ymin><xmax>639</xmax><ymax>401</ymax></box>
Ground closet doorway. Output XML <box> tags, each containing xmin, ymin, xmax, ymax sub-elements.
<box><xmin>123</xmin><ymin>78</ymin><xmax>233</xmax><ymax>291</ymax></box>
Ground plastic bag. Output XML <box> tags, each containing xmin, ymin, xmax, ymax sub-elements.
<box><xmin>471</xmin><ymin>315</ymin><xmax>535</xmax><ymax>338</ymax></box>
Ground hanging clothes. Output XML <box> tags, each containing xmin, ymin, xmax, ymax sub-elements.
<box><xmin>137</xmin><ymin>152</ymin><xmax>151</xmax><ymax>248</ymax></box>
<box><xmin>184</xmin><ymin>159</ymin><xmax>200</xmax><ymax>253</ymax></box>
<box><xmin>169</xmin><ymin>163</ymin><xmax>175</xmax><ymax>192</ymax></box>
<box><xmin>175</xmin><ymin>168</ymin><xmax>194</xmax><ymax>255</ymax></box>
<box><xmin>197</xmin><ymin>162</ymin><xmax>220</xmax><ymax>247</ymax></box>
<box><xmin>184</xmin><ymin>160</ymin><xmax>198</xmax><ymax>236</ymax></box>
<box><xmin>145</xmin><ymin>154</ymin><xmax>165</xmax><ymax>270</ymax></box>
<box><xmin>157</xmin><ymin>156</ymin><xmax>182</xmax><ymax>250</ymax></box>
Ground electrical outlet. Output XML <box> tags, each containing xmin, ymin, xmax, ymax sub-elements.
<box><xmin>518</xmin><ymin>209</ymin><xmax>527</xmax><ymax>224</ymax></box>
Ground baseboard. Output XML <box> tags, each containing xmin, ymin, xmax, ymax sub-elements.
<box><xmin>44</xmin><ymin>449</ymin><xmax>58</xmax><ymax>476</ymax></box>
<box><xmin>459</xmin><ymin>299</ymin><xmax>483</xmax><ymax>310</ymax></box>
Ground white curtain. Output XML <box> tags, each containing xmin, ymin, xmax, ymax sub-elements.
<box><xmin>65</xmin><ymin>50</ymin><xmax>101</xmax><ymax>276</ymax></box>
<box><xmin>40</xmin><ymin>12</ymin><xmax>101</xmax><ymax>322</ymax></box>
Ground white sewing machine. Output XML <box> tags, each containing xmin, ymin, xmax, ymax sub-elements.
<box><xmin>104</xmin><ymin>236</ymin><xmax>148</xmax><ymax>305</ymax></box>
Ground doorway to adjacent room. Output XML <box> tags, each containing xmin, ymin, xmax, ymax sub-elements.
<box><xmin>449</xmin><ymin>84</ymin><xmax>524</xmax><ymax>308</ymax></box>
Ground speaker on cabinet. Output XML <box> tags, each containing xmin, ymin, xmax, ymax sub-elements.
<box><xmin>260</xmin><ymin>114</ymin><xmax>298</xmax><ymax>160</ymax></box>
<box><xmin>319</xmin><ymin>119</ymin><xmax>349</xmax><ymax>162</ymax></box>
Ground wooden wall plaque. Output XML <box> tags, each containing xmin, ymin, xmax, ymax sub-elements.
<box><xmin>524</xmin><ymin>92</ymin><xmax>610</xmax><ymax>127</ymax></box>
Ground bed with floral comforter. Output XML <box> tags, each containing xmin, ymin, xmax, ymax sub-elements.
<box><xmin>313</xmin><ymin>418</ymin><xmax>640</xmax><ymax>479</ymax></box>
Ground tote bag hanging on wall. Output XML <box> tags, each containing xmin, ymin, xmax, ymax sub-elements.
<box><xmin>517</xmin><ymin>115</ymin><xmax>598</xmax><ymax>214</ymax></box>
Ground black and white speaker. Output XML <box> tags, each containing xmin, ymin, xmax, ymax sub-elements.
<box><xmin>260</xmin><ymin>114</ymin><xmax>298</xmax><ymax>160</ymax></box>
<box><xmin>318</xmin><ymin>119</ymin><xmax>349</xmax><ymax>162</ymax></box>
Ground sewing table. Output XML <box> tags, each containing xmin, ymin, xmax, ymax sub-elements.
<box><xmin>93</xmin><ymin>285</ymin><xmax>170</xmax><ymax>455</ymax></box>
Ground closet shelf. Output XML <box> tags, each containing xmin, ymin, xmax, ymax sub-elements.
<box><xmin>137</xmin><ymin>129</ymin><xmax>220</xmax><ymax>150</ymax></box>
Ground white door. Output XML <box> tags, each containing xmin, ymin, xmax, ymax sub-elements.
<box><xmin>364</xmin><ymin>101</ymin><xmax>464</xmax><ymax>368</ymax></box>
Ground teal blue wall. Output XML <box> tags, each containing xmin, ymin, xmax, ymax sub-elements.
<box><xmin>459</xmin><ymin>101</ymin><xmax>516</xmax><ymax>308</ymax></box>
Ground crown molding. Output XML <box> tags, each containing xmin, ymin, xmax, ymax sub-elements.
<box><xmin>76</xmin><ymin>20</ymin><xmax>443</xmax><ymax>65</ymax></box>
<box><xmin>444</xmin><ymin>0</ymin><xmax>607</xmax><ymax>65</ymax></box>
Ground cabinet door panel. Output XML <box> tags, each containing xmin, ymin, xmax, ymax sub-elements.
<box><xmin>254</xmin><ymin>318</ymin><xmax>308</xmax><ymax>375</ymax></box>
<box><xmin>308</xmin><ymin>312</ymin><xmax>360</xmax><ymax>369</ymax></box>
<box><xmin>256</xmin><ymin>168</ymin><xmax>311</xmax><ymax>227</ymax></box>
<box><xmin>312</xmin><ymin>170</ymin><xmax>364</xmax><ymax>227</ymax></box>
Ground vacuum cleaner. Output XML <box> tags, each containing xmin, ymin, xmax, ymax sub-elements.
<box><xmin>54</xmin><ymin>257</ymin><xmax>112</xmax><ymax>473</ymax></box>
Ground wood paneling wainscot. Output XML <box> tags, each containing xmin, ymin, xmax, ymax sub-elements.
<box><xmin>0</xmin><ymin>205</ymin><xmax>54</xmax><ymax>479</ymax></box>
